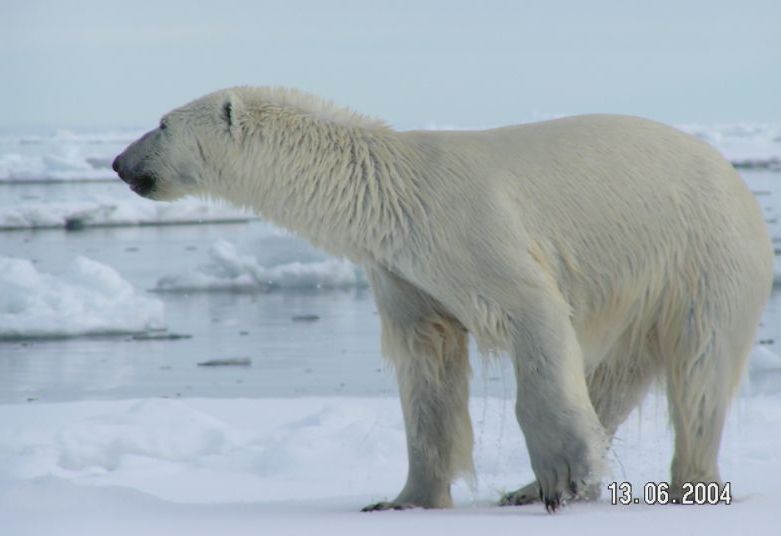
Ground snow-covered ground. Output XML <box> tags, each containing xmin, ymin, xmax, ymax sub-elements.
<box><xmin>2</xmin><ymin>391</ymin><xmax>781</xmax><ymax>536</ymax></box>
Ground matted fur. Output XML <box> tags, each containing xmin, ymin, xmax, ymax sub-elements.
<box><xmin>114</xmin><ymin>86</ymin><xmax>774</xmax><ymax>512</ymax></box>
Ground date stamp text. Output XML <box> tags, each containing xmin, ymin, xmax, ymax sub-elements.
<box><xmin>607</xmin><ymin>481</ymin><xmax>732</xmax><ymax>505</ymax></box>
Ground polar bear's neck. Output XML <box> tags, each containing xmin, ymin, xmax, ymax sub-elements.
<box><xmin>223</xmin><ymin>103</ymin><xmax>427</xmax><ymax>262</ymax></box>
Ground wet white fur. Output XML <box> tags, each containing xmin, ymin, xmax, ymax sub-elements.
<box><xmin>118</xmin><ymin>86</ymin><xmax>774</xmax><ymax>509</ymax></box>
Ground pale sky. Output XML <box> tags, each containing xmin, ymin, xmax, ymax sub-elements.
<box><xmin>2</xmin><ymin>0</ymin><xmax>779</xmax><ymax>130</ymax></box>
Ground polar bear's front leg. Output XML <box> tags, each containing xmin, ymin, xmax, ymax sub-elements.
<box><xmin>362</xmin><ymin>268</ymin><xmax>473</xmax><ymax>511</ymax></box>
<box><xmin>507</xmin><ymin>295</ymin><xmax>607</xmax><ymax>512</ymax></box>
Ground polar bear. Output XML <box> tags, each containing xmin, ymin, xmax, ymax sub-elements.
<box><xmin>113</xmin><ymin>87</ymin><xmax>773</xmax><ymax>512</ymax></box>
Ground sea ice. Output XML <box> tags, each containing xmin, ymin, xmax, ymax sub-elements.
<box><xmin>154</xmin><ymin>239</ymin><xmax>367</xmax><ymax>292</ymax></box>
<box><xmin>0</xmin><ymin>255</ymin><xmax>164</xmax><ymax>339</ymax></box>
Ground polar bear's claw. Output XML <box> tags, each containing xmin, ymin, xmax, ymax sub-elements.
<box><xmin>501</xmin><ymin>478</ymin><xmax>600</xmax><ymax>510</ymax></box>
<box><xmin>544</xmin><ymin>492</ymin><xmax>562</xmax><ymax>513</ymax></box>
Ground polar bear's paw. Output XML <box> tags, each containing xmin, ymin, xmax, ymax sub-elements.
<box><xmin>499</xmin><ymin>481</ymin><xmax>541</xmax><ymax>506</ymax></box>
<box><xmin>361</xmin><ymin>501</ymin><xmax>419</xmax><ymax>512</ymax></box>
<box><xmin>500</xmin><ymin>479</ymin><xmax>602</xmax><ymax>509</ymax></box>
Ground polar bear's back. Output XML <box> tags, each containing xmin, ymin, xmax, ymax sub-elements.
<box><xmin>408</xmin><ymin>114</ymin><xmax>745</xmax><ymax>205</ymax></box>
<box><xmin>401</xmin><ymin>115</ymin><xmax>773</xmax><ymax>352</ymax></box>
<box><xmin>404</xmin><ymin>114</ymin><xmax>767</xmax><ymax>259</ymax></box>
<box><xmin>489</xmin><ymin>114</ymin><xmax>762</xmax><ymax>242</ymax></box>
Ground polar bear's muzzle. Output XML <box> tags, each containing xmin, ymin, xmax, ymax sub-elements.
<box><xmin>113</xmin><ymin>130</ymin><xmax>161</xmax><ymax>198</ymax></box>
<box><xmin>113</xmin><ymin>155</ymin><xmax>157</xmax><ymax>197</ymax></box>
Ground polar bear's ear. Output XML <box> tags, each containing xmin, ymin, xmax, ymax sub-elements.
<box><xmin>221</xmin><ymin>93</ymin><xmax>242</xmax><ymax>139</ymax></box>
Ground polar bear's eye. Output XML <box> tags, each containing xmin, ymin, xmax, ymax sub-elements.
<box><xmin>159</xmin><ymin>121</ymin><xmax>167</xmax><ymax>131</ymax></box>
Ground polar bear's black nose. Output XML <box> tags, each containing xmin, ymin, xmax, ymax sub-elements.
<box><xmin>112</xmin><ymin>156</ymin><xmax>121</xmax><ymax>174</ymax></box>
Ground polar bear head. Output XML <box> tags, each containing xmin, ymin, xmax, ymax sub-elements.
<box><xmin>113</xmin><ymin>87</ymin><xmax>383</xmax><ymax>205</ymax></box>
<box><xmin>113</xmin><ymin>89</ymin><xmax>244</xmax><ymax>201</ymax></box>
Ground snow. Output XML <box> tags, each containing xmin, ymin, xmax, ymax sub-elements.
<box><xmin>0</xmin><ymin>256</ymin><xmax>164</xmax><ymax>339</ymax></box>
<box><xmin>154</xmin><ymin>239</ymin><xmax>367</xmax><ymax>292</ymax></box>
<box><xmin>1</xmin><ymin>391</ymin><xmax>780</xmax><ymax>535</ymax></box>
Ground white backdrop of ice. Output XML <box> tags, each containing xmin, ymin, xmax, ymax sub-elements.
<box><xmin>0</xmin><ymin>256</ymin><xmax>164</xmax><ymax>339</ymax></box>
<box><xmin>155</xmin><ymin>239</ymin><xmax>367</xmax><ymax>292</ymax></box>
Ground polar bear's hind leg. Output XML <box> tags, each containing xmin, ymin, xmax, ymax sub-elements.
<box><xmin>663</xmin><ymin>312</ymin><xmax>756</xmax><ymax>493</ymax></box>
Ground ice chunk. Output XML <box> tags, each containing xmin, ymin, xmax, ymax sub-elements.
<box><xmin>0</xmin><ymin>256</ymin><xmax>164</xmax><ymax>339</ymax></box>
<box><xmin>154</xmin><ymin>240</ymin><xmax>367</xmax><ymax>292</ymax></box>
